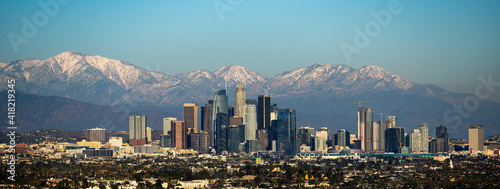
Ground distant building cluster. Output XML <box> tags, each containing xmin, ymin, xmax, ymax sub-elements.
<box><xmin>25</xmin><ymin>84</ymin><xmax>492</xmax><ymax>158</ymax></box>
<box><xmin>115</xmin><ymin>84</ymin><xmax>300</xmax><ymax>156</ymax></box>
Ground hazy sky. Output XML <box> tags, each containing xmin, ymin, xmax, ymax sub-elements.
<box><xmin>1</xmin><ymin>0</ymin><xmax>499</xmax><ymax>102</ymax></box>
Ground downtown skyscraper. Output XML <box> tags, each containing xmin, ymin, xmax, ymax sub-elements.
<box><xmin>129</xmin><ymin>116</ymin><xmax>147</xmax><ymax>140</ymax></box>
<box><xmin>257</xmin><ymin>95</ymin><xmax>271</xmax><ymax>130</ymax></box>
<box><xmin>86</xmin><ymin>127</ymin><xmax>107</xmax><ymax>144</ymax></box>
<box><xmin>234</xmin><ymin>84</ymin><xmax>246</xmax><ymax>117</ymax></box>
<box><xmin>201</xmin><ymin>100</ymin><xmax>213</xmax><ymax>146</ymax></box>
<box><xmin>430</xmin><ymin>125</ymin><xmax>450</xmax><ymax>153</ymax></box>
<box><xmin>243</xmin><ymin>100</ymin><xmax>257</xmax><ymax>141</ymax></box>
<box><xmin>335</xmin><ymin>129</ymin><xmax>350</xmax><ymax>147</ymax></box>
<box><xmin>163</xmin><ymin>117</ymin><xmax>177</xmax><ymax>135</ymax></box>
<box><xmin>469</xmin><ymin>124</ymin><xmax>484</xmax><ymax>152</ymax></box>
<box><xmin>212</xmin><ymin>89</ymin><xmax>229</xmax><ymax>153</ymax></box>
<box><xmin>315</xmin><ymin>127</ymin><xmax>329</xmax><ymax>152</ymax></box>
<box><xmin>358</xmin><ymin>108</ymin><xmax>373</xmax><ymax>152</ymax></box>
<box><xmin>276</xmin><ymin>109</ymin><xmax>297</xmax><ymax>156</ymax></box>
<box><xmin>171</xmin><ymin>121</ymin><xmax>187</xmax><ymax>149</ymax></box>
<box><xmin>385</xmin><ymin>127</ymin><xmax>405</xmax><ymax>153</ymax></box>
<box><xmin>183</xmin><ymin>103</ymin><xmax>199</xmax><ymax>133</ymax></box>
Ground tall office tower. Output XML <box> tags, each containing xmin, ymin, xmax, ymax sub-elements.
<box><xmin>336</xmin><ymin>129</ymin><xmax>350</xmax><ymax>147</ymax></box>
<box><xmin>245</xmin><ymin>139</ymin><xmax>260</xmax><ymax>153</ymax></box>
<box><xmin>270</xmin><ymin>104</ymin><xmax>279</xmax><ymax>121</ymax></box>
<box><xmin>436</xmin><ymin>125</ymin><xmax>450</xmax><ymax>152</ymax></box>
<box><xmin>357</xmin><ymin>108</ymin><xmax>373</xmax><ymax>152</ymax></box>
<box><xmin>418</xmin><ymin>123</ymin><xmax>429</xmax><ymax>153</ymax></box>
<box><xmin>171</xmin><ymin>121</ymin><xmax>187</xmax><ymax>149</ymax></box>
<box><xmin>385</xmin><ymin>127</ymin><xmax>405</xmax><ymax>153</ymax></box>
<box><xmin>234</xmin><ymin>84</ymin><xmax>246</xmax><ymax>117</ymax></box>
<box><xmin>183</xmin><ymin>103</ymin><xmax>199</xmax><ymax>134</ymax></box>
<box><xmin>385</xmin><ymin>115</ymin><xmax>396</xmax><ymax>128</ymax></box>
<box><xmin>243</xmin><ymin>102</ymin><xmax>257</xmax><ymax>141</ymax></box>
<box><xmin>129</xmin><ymin>116</ymin><xmax>147</xmax><ymax>140</ymax></box>
<box><xmin>379</xmin><ymin>120</ymin><xmax>387</xmax><ymax>152</ymax></box>
<box><xmin>163</xmin><ymin>117</ymin><xmax>177</xmax><ymax>135</ymax></box>
<box><xmin>86</xmin><ymin>127</ymin><xmax>107</xmax><ymax>144</ymax></box>
<box><xmin>315</xmin><ymin>127</ymin><xmax>329</xmax><ymax>152</ymax></box>
<box><xmin>160</xmin><ymin>134</ymin><xmax>171</xmax><ymax>148</ymax></box>
<box><xmin>197</xmin><ymin>132</ymin><xmax>209</xmax><ymax>153</ymax></box>
<box><xmin>212</xmin><ymin>90</ymin><xmax>229</xmax><ymax>152</ymax></box>
<box><xmin>256</xmin><ymin>129</ymin><xmax>269</xmax><ymax>151</ymax></box>
<box><xmin>146</xmin><ymin>127</ymin><xmax>152</xmax><ymax>143</ymax></box>
<box><xmin>188</xmin><ymin>132</ymin><xmax>208</xmax><ymax>152</ymax></box>
<box><xmin>227</xmin><ymin>125</ymin><xmax>245</xmax><ymax>153</ymax></box>
<box><xmin>314</xmin><ymin>136</ymin><xmax>326</xmax><ymax>152</ymax></box>
<box><xmin>276</xmin><ymin>109</ymin><xmax>297</xmax><ymax>156</ymax></box>
<box><xmin>372</xmin><ymin>122</ymin><xmax>381</xmax><ymax>151</ymax></box>
<box><xmin>299</xmin><ymin>133</ymin><xmax>313</xmax><ymax>147</ymax></box>
<box><xmin>429</xmin><ymin>138</ymin><xmax>445</xmax><ymax>153</ymax></box>
<box><xmin>298</xmin><ymin>126</ymin><xmax>315</xmax><ymax>146</ymax></box>
<box><xmin>230</xmin><ymin>116</ymin><xmax>243</xmax><ymax>126</ymax></box>
<box><xmin>201</xmin><ymin>100</ymin><xmax>213</xmax><ymax>146</ymax></box>
<box><xmin>353</xmin><ymin>139</ymin><xmax>362</xmax><ymax>149</ymax></box>
<box><xmin>409</xmin><ymin>129</ymin><xmax>421</xmax><ymax>153</ymax></box>
<box><xmin>187</xmin><ymin>133</ymin><xmax>196</xmax><ymax>150</ymax></box>
<box><xmin>215</xmin><ymin>113</ymin><xmax>228</xmax><ymax>153</ymax></box>
<box><xmin>257</xmin><ymin>95</ymin><xmax>271</xmax><ymax>130</ymax></box>
<box><xmin>268</xmin><ymin>120</ymin><xmax>278</xmax><ymax>151</ymax></box>
<box><xmin>201</xmin><ymin>100</ymin><xmax>213</xmax><ymax>131</ymax></box>
<box><xmin>469</xmin><ymin>124</ymin><xmax>484</xmax><ymax>152</ymax></box>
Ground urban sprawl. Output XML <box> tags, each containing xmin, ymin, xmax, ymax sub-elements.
<box><xmin>2</xmin><ymin>84</ymin><xmax>500</xmax><ymax>188</ymax></box>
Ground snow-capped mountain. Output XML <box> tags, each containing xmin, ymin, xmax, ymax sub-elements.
<box><xmin>1</xmin><ymin>51</ymin><xmax>498</xmax><ymax>138</ymax></box>
<box><xmin>0</xmin><ymin>51</ymin><xmax>451</xmax><ymax>105</ymax></box>
<box><xmin>214</xmin><ymin>65</ymin><xmax>268</xmax><ymax>87</ymax></box>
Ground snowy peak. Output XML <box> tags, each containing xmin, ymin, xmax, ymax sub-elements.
<box><xmin>213</xmin><ymin>65</ymin><xmax>267</xmax><ymax>86</ymax></box>
<box><xmin>23</xmin><ymin>51</ymin><xmax>171</xmax><ymax>89</ymax></box>
<box><xmin>357</xmin><ymin>65</ymin><xmax>413</xmax><ymax>90</ymax></box>
<box><xmin>358</xmin><ymin>65</ymin><xmax>392</xmax><ymax>80</ymax></box>
<box><xmin>56</xmin><ymin>51</ymin><xmax>87</xmax><ymax>57</ymax></box>
<box><xmin>176</xmin><ymin>69</ymin><xmax>217</xmax><ymax>85</ymax></box>
<box><xmin>304</xmin><ymin>63</ymin><xmax>354</xmax><ymax>76</ymax></box>
<box><xmin>267</xmin><ymin>63</ymin><xmax>417</xmax><ymax>94</ymax></box>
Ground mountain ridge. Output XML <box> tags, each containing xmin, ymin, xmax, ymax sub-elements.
<box><xmin>1</xmin><ymin>51</ymin><xmax>498</xmax><ymax>139</ymax></box>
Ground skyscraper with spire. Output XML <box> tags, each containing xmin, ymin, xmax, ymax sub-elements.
<box><xmin>212</xmin><ymin>89</ymin><xmax>229</xmax><ymax>153</ymax></box>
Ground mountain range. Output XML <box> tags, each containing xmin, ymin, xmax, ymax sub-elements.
<box><xmin>1</xmin><ymin>51</ymin><xmax>499</xmax><ymax>139</ymax></box>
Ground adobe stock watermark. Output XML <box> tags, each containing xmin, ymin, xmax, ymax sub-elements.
<box><xmin>340</xmin><ymin>0</ymin><xmax>405</xmax><ymax>63</ymax></box>
<box><xmin>213</xmin><ymin>0</ymin><xmax>243</xmax><ymax>21</ymax></box>
<box><xmin>443</xmin><ymin>74</ymin><xmax>500</xmax><ymax>129</ymax></box>
<box><xmin>7</xmin><ymin>0</ymin><xmax>70</xmax><ymax>54</ymax></box>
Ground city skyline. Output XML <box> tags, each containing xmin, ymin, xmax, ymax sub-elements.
<box><xmin>1</xmin><ymin>1</ymin><xmax>499</xmax><ymax>187</ymax></box>
<box><xmin>0</xmin><ymin>1</ymin><xmax>499</xmax><ymax>102</ymax></box>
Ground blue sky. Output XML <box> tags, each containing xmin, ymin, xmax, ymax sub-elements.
<box><xmin>1</xmin><ymin>0</ymin><xmax>499</xmax><ymax>102</ymax></box>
